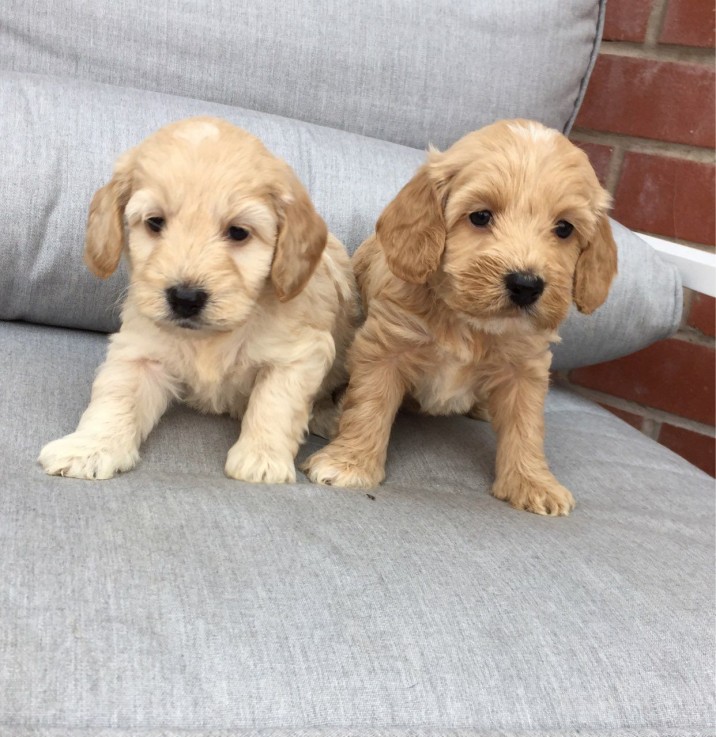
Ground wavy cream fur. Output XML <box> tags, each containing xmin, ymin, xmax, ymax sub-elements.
<box><xmin>39</xmin><ymin>117</ymin><xmax>358</xmax><ymax>484</ymax></box>
<box><xmin>304</xmin><ymin>119</ymin><xmax>617</xmax><ymax>515</ymax></box>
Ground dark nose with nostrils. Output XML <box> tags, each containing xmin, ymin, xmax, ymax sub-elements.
<box><xmin>166</xmin><ymin>285</ymin><xmax>208</xmax><ymax>319</ymax></box>
<box><xmin>504</xmin><ymin>272</ymin><xmax>545</xmax><ymax>307</ymax></box>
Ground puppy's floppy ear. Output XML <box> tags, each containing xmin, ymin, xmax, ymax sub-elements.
<box><xmin>84</xmin><ymin>150</ymin><xmax>134</xmax><ymax>279</ymax></box>
<box><xmin>376</xmin><ymin>164</ymin><xmax>446</xmax><ymax>284</ymax></box>
<box><xmin>573</xmin><ymin>212</ymin><xmax>618</xmax><ymax>314</ymax></box>
<box><xmin>271</xmin><ymin>166</ymin><xmax>328</xmax><ymax>302</ymax></box>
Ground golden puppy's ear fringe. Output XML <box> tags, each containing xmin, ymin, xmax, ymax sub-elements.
<box><xmin>271</xmin><ymin>169</ymin><xmax>328</xmax><ymax>302</ymax></box>
<box><xmin>376</xmin><ymin>165</ymin><xmax>446</xmax><ymax>284</ymax></box>
<box><xmin>84</xmin><ymin>153</ymin><xmax>133</xmax><ymax>279</ymax></box>
<box><xmin>573</xmin><ymin>213</ymin><xmax>618</xmax><ymax>314</ymax></box>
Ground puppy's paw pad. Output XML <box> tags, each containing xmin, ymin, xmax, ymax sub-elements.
<box><xmin>302</xmin><ymin>450</ymin><xmax>383</xmax><ymax>489</ymax></box>
<box><xmin>493</xmin><ymin>475</ymin><xmax>575</xmax><ymax>517</ymax></box>
<box><xmin>38</xmin><ymin>434</ymin><xmax>138</xmax><ymax>480</ymax></box>
<box><xmin>225</xmin><ymin>445</ymin><xmax>296</xmax><ymax>484</ymax></box>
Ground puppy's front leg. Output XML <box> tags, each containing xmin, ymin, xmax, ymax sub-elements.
<box><xmin>303</xmin><ymin>324</ymin><xmax>406</xmax><ymax>488</ymax></box>
<box><xmin>488</xmin><ymin>357</ymin><xmax>575</xmax><ymax>516</ymax></box>
<box><xmin>38</xmin><ymin>352</ymin><xmax>176</xmax><ymax>480</ymax></box>
<box><xmin>225</xmin><ymin>332</ymin><xmax>335</xmax><ymax>484</ymax></box>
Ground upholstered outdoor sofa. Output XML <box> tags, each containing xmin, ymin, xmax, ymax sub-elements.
<box><xmin>0</xmin><ymin>1</ymin><xmax>713</xmax><ymax>735</ymax></box>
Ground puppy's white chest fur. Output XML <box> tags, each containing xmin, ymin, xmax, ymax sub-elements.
<box><xmin>173</xmin><ymin>330</ymin><xmax>259</xmax><ymax>417</ymax></box>
<box><xmin>113</xmin><ymin>314</ymin><xmax>262</xmax><ymax>418</ymax></box>
<box><xmin>408</xmin><ymin>323</ymin><xmax>553</xmax><ymax>417</ymax></box>
<box><xmin>411</xmin><ymin>345</ymin><xmax>477</xmax><ymax>416</ymax></box>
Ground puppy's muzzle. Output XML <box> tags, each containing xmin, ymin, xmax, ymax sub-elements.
<box><xmin>504</xmin><ymin>272</ymin><xmax>544</xmax><ymax>308</ymax></box>
<box><xmin>166</xmin><ymin>285</ymin><xmax>208</xmax><ymax>319</ymax></box>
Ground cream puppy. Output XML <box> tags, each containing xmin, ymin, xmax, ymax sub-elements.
<box><xmin>39</xmin><ymin>117</ymin><xmax>358</xmax><ymax>483</ymax></box>
<box><xmin>304</xmin><ymin>120</ymin><xmax>617</xmax><ymax>515</ymax></box>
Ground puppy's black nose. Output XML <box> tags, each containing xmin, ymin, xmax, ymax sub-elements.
<box><xmin>166</xmin><ymin>285</ymin><xmax>208</xmax><ymax>318</ymax></box>
<box><xmin>505</xmin><ymin>272</ymin><xmax>545</xmax><ymax>307</ymax></box>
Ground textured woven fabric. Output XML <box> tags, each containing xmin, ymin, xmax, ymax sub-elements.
<box><xmin>0</xmin><ymin>730</ymin><xmax>708</xmax><ymax>737</ymax></box>
<box><xmin>0</xmin><ymin>73</ymin><xmax>680</xmax><ymax>369</ymax></box>
<box><xmin>1</xmin><ymin>320</ymin><xmax>713</xmax><ymax>733</ymax></box>
<box><xmin>0</xmin><ymin>0</ymin><xmax>605</xmax><ymax>150</ymax></box>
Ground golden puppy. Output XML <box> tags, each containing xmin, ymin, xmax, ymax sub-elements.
<box><xmin>39</xmin><ymin>117</ymin><xmax>358</xmax><ymax>483</ymax></box>
<box><xmin>304</xmin><ymin>120</ymin><xmax>617</xmax><ymax>515</ymax></box>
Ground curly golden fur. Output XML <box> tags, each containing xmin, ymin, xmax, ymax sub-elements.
<box><xmin>304</xmin><ymin>120</ymin><xmax>617</xmax><ymax>515</ymax></box>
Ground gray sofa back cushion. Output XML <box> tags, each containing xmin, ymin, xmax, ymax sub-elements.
<box><xmin>0</xmin><ymin>0</ymin><xmax>605</xmax><ymax>150</ymax></box>
<box><xmin>0</xmin><ymin>73</ymin><xmax>680</xmax><ymax>370</ymax></box>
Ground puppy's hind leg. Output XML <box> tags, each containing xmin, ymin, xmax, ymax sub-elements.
<box><xmin>466</xmin><ymin>391</ymin><xmax>491</xmax><ymax>422</ymax></box>
<box><xmin>39</xmin><ymin>350</ymin><xmax>176</xmax><ymax>480</ymax></box>
<box><xmin>308</xmin><ymin>386</ymin><xmax>346</xmax><ymax>440</ymax></box>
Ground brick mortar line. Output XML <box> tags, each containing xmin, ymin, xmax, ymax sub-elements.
<box><xmin>552</xmin><ymin>376</ymin><xmax>716</xmax><ymax>436</ymax></box>
<box><xmin>644</xmin><ymin>0</ymin><xmax>670</xmax><ymax>48</ymax></box>
<box><xmin>604</xmin><ymin>144</ymin><xmax>625</xmax><ymax>195</ymax></box>
<box><xmin>571</xmin><ymin>131</ymin><xmax>716</xmax><ymax>249</ymax></box>
<box><xmin>599</xmin><ymin>41</ymin><xmax>715</xmax><ymax>65</ymax></box>
<box><xmin>570</xmin><ymin>129</ymin><xmax>716</xmax><ymax>163</ymax></box>
<box><xmin>681</xmin><ymin>288</ymin><xmax>695</xmax><ymax>329</ymax></box>
<box><xmin>671</xmin><ymin>328</ymin><xmax>716</xmax><ymax>348</ymax></box>
<box><xmin>641</xmin><ymin>417</ymin><xmax>661</xmax><ymax>440</ymax></box>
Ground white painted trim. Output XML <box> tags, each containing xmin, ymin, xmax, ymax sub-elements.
<box><xmin>638</xmin><ymin>233</ymin><xmax>716</xmax><ymax>297</ymax></box>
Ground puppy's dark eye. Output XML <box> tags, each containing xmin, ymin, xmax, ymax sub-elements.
<box><xmin>145</xmin><ymin>216</ymin><xmax>165</xmax><ymax>234</ymax></box>
<box><xmin>469</xmin><ymin>210</ymin><xmax>492</xmax><ymax>228</ymax></box>
<box><xmin>227</xmin><ymin>226</ymin><xmax>250</xmax><ymax>242</ymax></box>
<box><xmin>555</xmin><ymin>220</ymin><xmax>574</xmax><ymax>239</ymax></box>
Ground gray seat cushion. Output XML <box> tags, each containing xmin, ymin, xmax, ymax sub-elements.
<box><xmin>0</xmin><ymin>0</ymin><xmax>605</xmax><ymax>150</ymax></box>
<box><xmin>0</xmin><ymin>72</ymin><xmax>680</xmax><ymax>370</ymax></box>
<box><xmin>1</xmin><ymin>320</ymin><xmax>713</xmax><ymax>734</ymax></box>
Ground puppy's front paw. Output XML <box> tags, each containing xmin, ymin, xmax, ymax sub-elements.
<box><xmin>225</xmin><ymin>441</ymin><xmax>296</xmax><ymax>484</ymax></box>
<box><xmin>493</xmin><ymin>473</ymin><xmax>575</xmax><ymax>516</ymax></box>
<box><xmin>38</xmin><ymin>433</ymin><xmax>138</xmax><ymax>480</ymax></box>
<box><xmin>302</xmin><ymin>446</ymin><xmax>384</xmax><ymax>489</ymax></box>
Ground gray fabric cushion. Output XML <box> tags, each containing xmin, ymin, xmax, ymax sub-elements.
<box><xmin>0</xmin><ymin>319</ymin><xmax>713</xmax><ymax>734</ymax></box>
<box><xmin>0</xmin><ymin>0</ymin><xmax>605</xmax><ymax>150</ymax></box>
<box><xmin>0</xmin><ymin>73</ymin><xmax>681</xmax><ymax>370</ymax></box>
<box><xmin>553</xmin><ymin>219</ymin><xmax>683</xmax><ymax>369</ymax></box>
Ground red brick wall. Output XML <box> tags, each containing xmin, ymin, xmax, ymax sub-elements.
<box><xmin>563</xmin><ymin>0</ymin><xmax>716</xmax><ymax>477</ymax></box>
